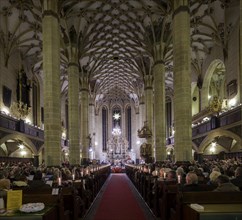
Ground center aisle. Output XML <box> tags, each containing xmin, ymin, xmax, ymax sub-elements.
<box><xmin>83</xmin><ymin>173</ymin><xmax>156</xmax><ymax>220</ymax></box>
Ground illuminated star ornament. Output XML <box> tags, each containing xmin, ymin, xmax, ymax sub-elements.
<box><xmin>113</xmin><ymin>113</ymin><xmax>121</xmax><ymax>120</ymax></box>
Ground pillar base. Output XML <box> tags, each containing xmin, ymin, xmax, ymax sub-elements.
<box><xmin>81</xmin><ymin>158</ymin><xmax>90</xmax><ymax>166</ymax></box>
<box><xmin>33</xmin><ymin>155</ymin><xmax>39</xmax><ymax>167</ymax></box>
<box><xmin>175</xmin><ymin>161</ymin><xmax>191</xmax><ymax>167</ymax></box>
<box><xmin>145</xmin><ymin>156</ymin><xmax>154</xmax><ymax>164</ymax></box>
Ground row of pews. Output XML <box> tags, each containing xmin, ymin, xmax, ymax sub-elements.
<box><xmin>1</xmin><ymin>165</ymin><xmax>111</xmax><ymax>220</ymax></box>
<box><xmin>125</xmin><ymin>165</ymin><xmax>242</xmax><ymax>220</ymax></box>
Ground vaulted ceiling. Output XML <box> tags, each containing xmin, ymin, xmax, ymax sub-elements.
<box><xmin>0</xmin><ymin>0</ymin><xmax>239</xmax><ymax>109</ymax></box>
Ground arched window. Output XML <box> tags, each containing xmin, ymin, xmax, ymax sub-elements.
<box><xmin>166</xmin><ymin>97</ymin><xmax>172</xmax><ymax>137</ymax></box>
<box><xmin>112</xmin><ymin>106</ymin><xmax>121</xmax><ymax>129</ymax></box>
<box><xmin>102</xmin><ymin>107</ymin><xmax>108</xmax><ymax>151</ymax></box>
<box><xmin>126</xmin><ymin>106</ymin><xmax>132</xmax><ymax>150</ymax></box>
<box><xmin>32</xmin><ymin>76</ymin><xmax>40</xmax><ymax>126</ymax></box>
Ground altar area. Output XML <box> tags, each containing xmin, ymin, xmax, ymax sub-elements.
<box><xmin>106</xmin><ymin>127</ymin><xmax>130</xmax><ymax>165</ymax></box>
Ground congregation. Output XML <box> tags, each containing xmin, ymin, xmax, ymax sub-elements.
<box><xmin>0</xmin><ymin>157</ymin><xmax>241</xmax><ymax>193</ymax></box>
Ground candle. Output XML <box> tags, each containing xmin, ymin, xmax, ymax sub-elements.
<box><xmin>163</xmin><ymin>172</ymin><xmax>166</xmax><ymax>179</ymax></box>
<box><xmin>58</xmin><ymin>177</ymin><xmax>61</xmax><ymax>186</ymax></box>
<box><xmin>72</xmin><ymin>174</ymin><xmax>75</xmax><ymax>181</ymax></box>
<box><xmin>81</xmin><ymin>171</ymin><xmax>84</xmax><ymax>177</ymax></box>
<box><xmin>178</xmin><ymin>175</ymin><xmax>181</xmax><ymax>184</ymax></box>
<box><xmin>155</xmin><ymin>170</ymin><xmax>158</xmax><ymax>176</ymax></box>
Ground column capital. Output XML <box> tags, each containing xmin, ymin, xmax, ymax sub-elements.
<box><xmin>144</xmin><ymin>75</ymin><xmax>153</xmax><ymax>90</ymax></box>
<box><xmin>173</xmin><ymin>4</ymin><xmax>189</xmax><ymax>18</ymax></box>
<box><xmin>153</xmin><ymin>42</ymin><xmax>165</xmax><ymax>63</ymax></box>
<box><xmin>154</xmin><ymin>60</ymin><xmax>165</xmax><ymax>66</ymax></box>
<box><xmin>42</xmin><ymin>10</ymin><xmax>59</xmax><ymax>19</ymax></box>
<box><xmin>67</xmin><ymin>45</ymin><xmax>79</xmax><ymax>63</ymax></box>
<box><xmin>43</xmin><ymin>0</ymin><xmax>58</xmax><ymax>18</ymax></box>
<box><xmin>80</xmin><ymin>75</ymin><xmax>89</xmax><ymax>90</ymax></box>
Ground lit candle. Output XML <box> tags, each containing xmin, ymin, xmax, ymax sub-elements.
<box><xmin>163</xmin><ymin>172</ymin><xmax>166</xmax><ymax>179</ymax></box>
<box><xmin>72</xmin><ymin>174</ymin><xmax>75</xmax><ymax>181</ymax></box>
<box><xmin>178</xmin><ymin>175</ymin><xmax>181</xmax><ymax>184</ymax></box>
<box><xmin>155</xmin><ymin>170</ymin><xmax>158</xmax><ymax>176</ymax></box>
<box><xmin>81</xmin><ymin>171</ymin><xmax>84</xmax><ymax>177</ymax></box>
<box><xmin>58</xmin><ymin>177</ymin><xmax>61</xmax><ymax>186</ymax></box>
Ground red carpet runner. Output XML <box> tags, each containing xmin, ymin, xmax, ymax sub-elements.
<box><xmin>92</xmin><ymin>174</ymin><xmax>153</xmax><ymax>220</ymax></box>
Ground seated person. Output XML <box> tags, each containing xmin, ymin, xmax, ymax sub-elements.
<box><xmin>166</xmin><ymin>170</ymin><xmax>177</xmax><ymax>182</ymax></box>
<box><xmin>0</xmin><ymin>171</ymin><xmax>10</xmax><ymax>190</ymax></box>
<box><xmin>12</xmin><ymin>174</ymin><xmax>28</xmax><ymax>188</ymax></box>
<box><xmin>182</xmin><ymin>171</ymin><xmax>203</xmax><ymax>191</ymax></box>
<box><xmin>231</xmin><ymin>167</ymin><xmax>242</xmax><ymax>190</ymax></box>
<box><xmin>214</xmin><ymin>175</ymin><xmax>240</xmax><ymax>192</ymax></box>
<box><xmin>207</xmin><ymin>170</ymin><xmax>221</xmax><ymax>186</ymax></box>
<box><xmin>27</xmin><ymin>170</ymin><xmax>51</xmax><ymax>190</ymax></box>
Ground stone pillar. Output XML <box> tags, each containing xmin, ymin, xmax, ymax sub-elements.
<box><xmin>67</xmin><ymin>45</ymin><xmax>80</xmax><ymax>165</ymax></box>
<box><xmin>43</xmin><ymin>0</ymin><xmax>61</xmax><ymax>166</ymax></box>
<box><xmin>153</xmin><ymin>59</ymin><xmax>166</xmax><ymax>162</ymax></box>
<box><xmin>33</xmin><ymin>155</ymin><xmax>39</xmax><ymax>167</ymax></box>
<box><xmin>89</xmin><ymin>96</ymin><xmax>95</xmax><ymax>158</ymax></box>
<box><xmin>173</xmin><ymin>0</ymin><xmax>192</xmax><ymax>162</ymax></box>
<box><xmin>80</xmin><ymin>74</ymin><xmax>89</xmax><ymax>164</ymax></box>
<box><xmin>139</xmin><ymin>95</ymin><xmax>145</xmax><ymax>128</ymax></box>
<box><xmin>144</xmin><ymin>75</ymin><xmax>154</xmax><ymax>161</ymax></box>
<box><xmin>240</xmin><ymin>0</ymin><xmax>242</xmax><ymax>104</ymax></box>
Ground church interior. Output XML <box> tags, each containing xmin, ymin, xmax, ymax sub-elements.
<box><xmin>0</xmin><ymin>1</ymin><xmax>242</xmax><ymax>219</ymax></box>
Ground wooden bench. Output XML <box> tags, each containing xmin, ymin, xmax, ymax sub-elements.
<box><xmin>171</xmin><ymin>191</ymin><xmax>242</xmax><ymax>220</ymax></box>
<box><xmin>159</xmin><ymin>183</ymin><xmax>179</xmax><ymax>220</ymax></box>
<box><xmin>22</xmin><ymin>188</ymin><xmax>63</xmax><ymax>220</ymax></box>
<box><xmin>61</xmin><ymin>186</ymin><xmax>83</xmax><ymax>220</ymax></box>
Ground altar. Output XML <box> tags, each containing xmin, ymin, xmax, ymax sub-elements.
<box><xmin>106</xmin><ymin>131</ymin><xmax>129</xmax><ymax>163</ymax></box>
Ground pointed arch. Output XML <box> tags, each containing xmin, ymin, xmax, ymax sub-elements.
<box><xmin>198</xmin><ymin>128</ymin><xmax>242</xmax><ymax>153</ymax></box>
<box><xmin>0</xmin><ymin>134</ymin><xmax>38</xmax><ymax>155</ymax></box>
<box><xmin>201</xmin><ymin>59</ymin><xmax>225</xmax><ymax>110</ymax></box>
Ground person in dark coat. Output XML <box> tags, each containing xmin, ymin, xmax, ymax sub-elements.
<box><xmin>27</xmin><ymin>170</ymin><xmax>51</xmax><ymax>190</ymax></box>
<box><xmin>230</xmin><ymin>167</ymin><xmax>242</xmax><ymax>190</ymax></box>
<box><xmin>214</xmin><ymin>175</ymin><xmax>240</xmax><ymax>192</ymax></box>
<box><xmin>182</xmin><ymin>171</ymin><xmax>204</xmax><ymax>192</ymax></box>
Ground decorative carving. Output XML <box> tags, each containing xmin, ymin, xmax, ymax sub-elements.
<box><xmin>208</xmin><ymin>96</ymin><xmax>223</xmax><ymax>113</ymax></box>
<box><xmin>10</xmin><ymin>100</ymin><xmax>31</xmax><ymax>120</ymax></box>
<box><xmin>140</xmin><ymin>143</ymin><xmax>152</xmax><ymax>157</ymax></box>
<box><xmin>138</xmin><ymin>121</ymin><xmax>152</xmax><ymax>138</ymax></box>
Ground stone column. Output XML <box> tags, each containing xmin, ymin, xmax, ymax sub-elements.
<box><xmin>89</xmin><ymin>96</ymin><xmax>95</xmax><ymax>158</ymax></box>
<box><xmin>43</xmin><ymin>0</ymin><xmax>61</xmax><ymax>166</ymax></box>
<box><xmin>33</xmin><ymin>155</ymin><xmax>39</xmax><ymax>167</ymax></box>
<box><xmin>139</xmin><ymin>95</ymin><xmax>145</xmax><ymax>128</ymax></box>
<box><xmin>144</xmin><ymin>75</ymin><xmax>154</xmax><ymax>161</ymax></box>
<box><xmin>173</xmin><ymin>0</ymin><xmax>192</xmax><ymax>162</ymax></box>
<box><xmin>80</xmin><ymin>74</ymin><xmax>89</xmax><ymax>164</ymax></box>
<box><xmin>240</xmin><ymin>0</ymin><xmax>242</xmax><ymax>104</ymax></box>
<box><xmin>153</xmin><ymin>59</ymin><xmax>166</xmax><ymax>162</ymax></box>
<box><xmin>67</xmin><ymin>45</ymin><xmax>80</xmax><ymax>165</ymax></box>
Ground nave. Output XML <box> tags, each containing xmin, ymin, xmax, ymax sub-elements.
<box><xmin>83</xmin><ymin>173</ymin><xmax>156</xmax><ymax>220</ymax></box>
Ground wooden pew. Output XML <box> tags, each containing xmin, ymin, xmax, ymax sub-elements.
<box><xmin>61</xmin><ymin>186</ymin><xmax>83</xmax><ymax>220</ymax></box>
<box><xmin>22</xmin><ymin>188</ymin><xmax>64</xmax><ymax>220</ymax></box>
<box><xmin>158</xmin><ymin>183</ymin><xmax>179</xmax><ymax>220</ymax></box>
<box><xmin>171</xmin><ymin>191</ymin><xmax>242</xmax><ymax>220</ymax></box>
